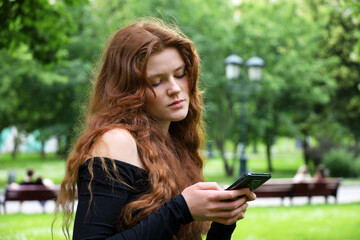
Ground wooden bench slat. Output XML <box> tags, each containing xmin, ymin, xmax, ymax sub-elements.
<box><xmin>1</xmin><ymin>185</ymin><xmax>61</xmax><ymax>213</ymax></box>
<box><xmin>253</xmin><ymin>178</ymin><xmax>341</xmax><ymax>204</ymax></box>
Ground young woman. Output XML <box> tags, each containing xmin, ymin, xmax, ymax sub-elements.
<box><xmin>55</xmin><ymin>19</ymin><xmax>256</xmax><ymax>240</ymax></box>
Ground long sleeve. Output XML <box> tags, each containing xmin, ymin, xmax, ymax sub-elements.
<box><xmin>206</xmin><ymin>222</ymin><xmax>236</xmax><ymax>240</ymax></box>
<box><xmin>106</xmin><ymin>194</ymin><xmax>193</xmax><ymax>240</ymax></box>
<box><xmin>74</xmin><ymin>182</ymin><xmax>192</xmax><ymax>240</ymax></box>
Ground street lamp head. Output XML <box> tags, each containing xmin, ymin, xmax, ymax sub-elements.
<box><xmin>224</xmin><ymin>53</ymin><xmax>243</xmax><ymax>80</ymax></box>
<box><xmin>246</xmin><ymin>56</ymin><xmax>265</xmax><ymax>81</ymax></box>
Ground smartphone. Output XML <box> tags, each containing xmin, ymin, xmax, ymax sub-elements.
<box><xmin>226</xmin><ymin>172</ymin><xmax>271</xmax><ymax>191</ymax></box>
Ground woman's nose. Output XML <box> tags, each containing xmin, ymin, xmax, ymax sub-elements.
<box><xmin>167</xmin><ymin>77</ymin><xmax>181</xmax><ymax>95</ymax></box>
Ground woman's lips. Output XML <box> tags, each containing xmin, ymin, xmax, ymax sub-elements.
<box><xmin>169</xmin><ymin>99</ymin><xmax>185</xmax><ymax>108</ymax></box>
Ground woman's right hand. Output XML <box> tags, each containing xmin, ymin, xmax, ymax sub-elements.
<box><xmin>181</xmin><ymin>182</ymin><xmax>256</xmax><ymax>225</ymax></box>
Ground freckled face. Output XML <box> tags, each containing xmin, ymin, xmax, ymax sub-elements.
<box><xmin>144</xmin><ymin>48</ymin><xmax>190</xmax><ymax>130</ymax></box>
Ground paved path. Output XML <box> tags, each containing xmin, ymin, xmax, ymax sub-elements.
<box><xmin>1</xmin><ymin>184</ymin><xmax>360</xmax><ymax>214</ymax></box>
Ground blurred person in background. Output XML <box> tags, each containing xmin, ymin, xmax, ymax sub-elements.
<box><xmin>293</xmin><ymin>165</ymin><xmax>312</xmax><ymax>183</ymax></box>
<box><xmin>313</xmin><ymin>164</ymin><xmax>329</xmax><ymax>182</ymax></box>
<box><xmin>20</xmin><ymin>167</ymin><xmax>36</xmax><ymax>185</ymax></box>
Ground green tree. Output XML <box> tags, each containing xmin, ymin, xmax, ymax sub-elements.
<box><xmin>0</xmin><ymin>0</ymin><xmax>87</xmax><ymax>63</ymax></box>
<box><xmin>0</xmin><ymin>50</ymin><xmax>66</xmax><ymax>158</ymax></box>
<box><xmin>321</xmin><ymin>2</ymin><xmax>360</xmax><ymax>147</ymax></box>
<box><xmin>0</xmin><ymin>0</ymin><xmax>92</xmax><ymax>158</ymax></box>
<box><xmin>236</xmin><ymin>0</ymin><xmax>338</xmax><ymax>169</ymax></box>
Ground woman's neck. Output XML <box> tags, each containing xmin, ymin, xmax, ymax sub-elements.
<box><xmin>157</xmin><ymin>120</ymin><xmax>170</xmax><ymax>134</ymax></box>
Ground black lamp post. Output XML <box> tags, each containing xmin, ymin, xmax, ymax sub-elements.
<box><xmin>224</xmin><ymin>53</ymin><xmax>265</xmax><ymax>177</ymax></box>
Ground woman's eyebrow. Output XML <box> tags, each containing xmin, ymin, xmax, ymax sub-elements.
<box><xmin>147</xmin><ymin>73</ymin><xmax>163</xmax><ymax>79</ymax></box>
<box><xmin>174</xmin><ymin>64</ymin><xmax>185</xmax><ymax>71</ymax></box>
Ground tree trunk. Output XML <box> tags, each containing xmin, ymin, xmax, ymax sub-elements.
<box><xmin>302</xmin><ymin>136</ymin><xmax>310</xmax><ymax>166</ymax></box>
<box><xmin>253</xmin><ymin>140</ymin><xmax>258</xmax><ymax>154</ymax></box>
<box><xmin>65</xmin><ymin>134</ymin><xmax>72</xmax><ymax>156</ymax></box>
<box><xmin>264</xmin><ymin>128</ymin><xmax>274</xmax><ymax>172</ymax></box>
<box><xmin>224</xmin><ymin>161</ymin><xmax>234</xmax><ymax>176</ymax></box>
<box><xmin>215</xmin><ymin>139</ymin><xmax>234</xmax><ymax>177</ymax></box>
<box><xmin>57</xmin><ymin>134</ymin><xmax>72</xmax><ymax>158</ymax></box>
<box><xmin>266</xmin><ymin>142</ymin><xmax>273</xmax><ymax>172</ymax></box>
<box><xmin>41</xmin><ymin>139</ymin><xmax>46</xmax><ymax>160</ymax></box>
<box><xmin>12</xmin><ymin>133</ymin><xmax>21</xmax><ymax>159</ymax></box>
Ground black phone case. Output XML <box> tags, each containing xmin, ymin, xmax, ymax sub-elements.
<box><xmin>226</xmin><ymin>173</ymin><xmax>271</xmax><ymax>191</ymax></box>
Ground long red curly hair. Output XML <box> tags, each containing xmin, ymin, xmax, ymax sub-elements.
<box><xmin>54</xmin><ymin>19</ymin><xmax>209</xmax><ymax>239</ymax></box>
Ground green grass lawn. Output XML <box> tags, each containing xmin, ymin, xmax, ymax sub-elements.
<box><xmin>0</xmin><ymin>143</ymin><xmax>300</xmax><ymax>191</ymax></box>
<box><xmin>1</xmin><ymin>139</ymin><xmax>358</xmax><ymax>188</ymax></box>
<box><xmin>0</xmin><ymin>213</ymin><xmax>65</xmax><ymax>240</ymax></box>
<box><xmin>232</xmin><ymin>203</ymin><xmax>360</xmax><ymax>240</ymax></box>
<box><xmin>1</xmin><ymin>203</ymin><xmax>359</xmax><ymax>240</ymax></box>
<box><xmin>0</xmin><ymin>153</ymin><xmax>66</xmax><ymax>188</ymax></box>
<box><xmin>1</xmin><ymin>142</ymin><xmax>300</xmax><ymax>189</ymax></box>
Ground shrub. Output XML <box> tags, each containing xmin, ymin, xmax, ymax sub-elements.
<box><xmin>323</xmin><ymin>148</ymin><xmax>356</xmax><ymax>178</ymax></box>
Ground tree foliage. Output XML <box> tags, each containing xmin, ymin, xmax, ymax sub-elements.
<box><xmin>0</xmin><ymin>0</ymin><xmax>359</xmax><ymax>175</ymax></box>
<box><xmin>0</xmin><ymin>0</ymin><xmax>88</xmax><ymax>63</ymax></box>
<box><xmin>0</xmin><ymin>0</ymin><xmax>89</xmax><ymax>158</ymax></box>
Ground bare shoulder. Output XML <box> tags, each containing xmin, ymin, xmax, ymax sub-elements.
<box><xmin>102</xmin><ymin>128</ymin><xmax>135</xmax><ymax>144</ymax></box>
<box><xmin>90</xmin><ymin>128</ymin><xmax>144</xmax><ymax>169</ymax></box>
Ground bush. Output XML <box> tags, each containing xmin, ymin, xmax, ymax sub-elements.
<box><xmin>323</xmin><ymin>148</ymin><xmax>356</xmax><ymax>178</ymax></box>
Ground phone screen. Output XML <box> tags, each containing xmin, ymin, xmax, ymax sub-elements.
<box><xmin>226</xmin><ymin>173</ymin><xmax>271</xmax><ymax>191</ymax></box>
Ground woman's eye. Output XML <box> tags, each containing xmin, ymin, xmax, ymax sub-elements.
<box><xmin>175</xmin><ymin>72</ymin><xmax>186</xmax><ymax>79</ymax></box>
<box><xmin>151</xmin><ymin>79</ymin><xmax>162</xmax><ymax>87</ymax></box>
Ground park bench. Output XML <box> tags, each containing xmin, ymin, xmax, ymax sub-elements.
<box><xmin>253</xmin><ymin>182</ymin><xmax>294</xmax><ymax>204</ymax></box>
<box><xmin>254</xmin><ymin>178</ymin><xmax>342</xmax><ymax>205</ymax></box>
<box><xmin>1</xmin><ymin>184</ymin><xmax>60</xmax><ymax>213</ymax></box>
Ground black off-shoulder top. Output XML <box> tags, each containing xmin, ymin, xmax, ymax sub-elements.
<box><xmin>73</xmin><ymin>157</ymin><xmax>235</xmax><ymax>240</ymax></box>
